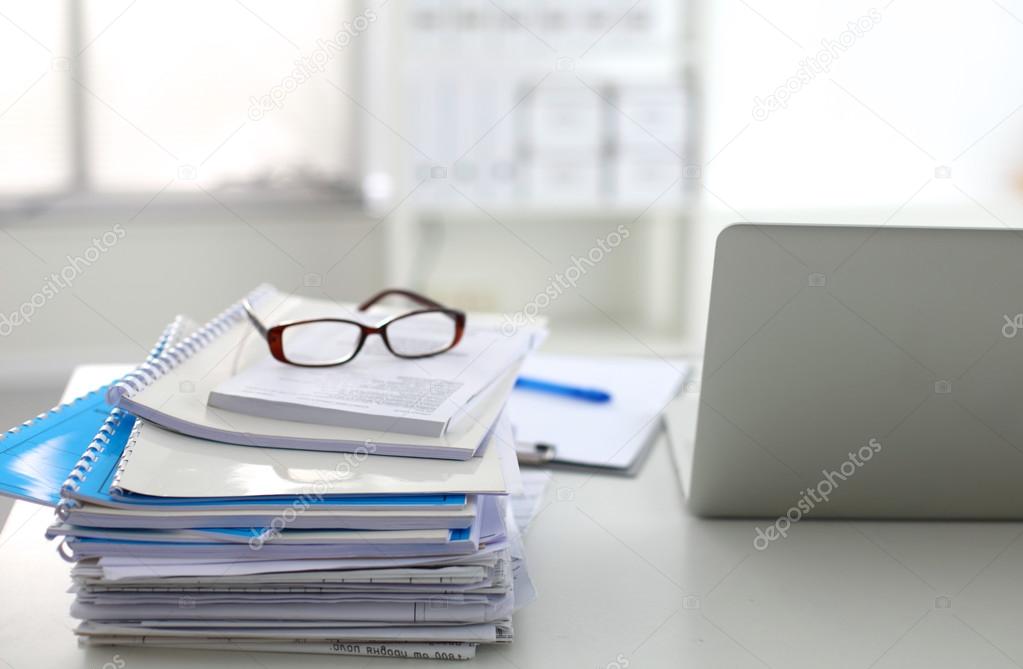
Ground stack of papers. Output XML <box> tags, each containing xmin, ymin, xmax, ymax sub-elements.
<box><xmin>51</xmin><ymin>417</ymin><xmax>532</xmax><ymax>659</ymax></box>
<box><xmin>0</xmin><ymin>287</ymin><xmax>545</xmax><ymax>660</ymax></box>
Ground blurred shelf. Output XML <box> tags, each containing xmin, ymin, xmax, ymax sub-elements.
<box><xmin>398</xmin><ymin>205</ymin><xmax>694</xmax><ymax>223</ymax></box>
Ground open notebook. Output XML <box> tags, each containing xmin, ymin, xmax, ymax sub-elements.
<box><xmin>109</xmin><ymin>286</ymin><xmax>542</xmax><ymax>460</ymax></box>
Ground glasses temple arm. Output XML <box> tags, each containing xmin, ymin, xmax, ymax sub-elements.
<box><xmin>357</xmin><ymin>289</ymin><xmax>446</xmax><ymax>311</ymax></box>
<box><xmin>242</xmin><ymin>299</ymin><xmax>269</xmax><ymax>337</ymax></box>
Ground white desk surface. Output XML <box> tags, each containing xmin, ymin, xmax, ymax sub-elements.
<box><xmin>2</xmin><ymin>365</ymin><xmax>1023</xmax><ymax>668</ymax></box>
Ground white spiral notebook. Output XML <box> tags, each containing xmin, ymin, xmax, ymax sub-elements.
<box><xmin>108</xmin><ymin>286</ymin><xmax>538</xmax><ymax>460</ymax></box>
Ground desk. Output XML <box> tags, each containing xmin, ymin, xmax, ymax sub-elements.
<box><xmin>2</xmin><ymin>366</ymin><xmax>1023</xmax><ymax>668</ymax></box>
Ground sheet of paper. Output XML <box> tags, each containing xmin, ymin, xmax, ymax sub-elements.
<box><xmin>97</xmin><ymin>542</ymin><xmax>511</xmax><ymax>580</ymax></box>
<box><xmin>71</xmin><ymin>595</ymin><xmax>513</xmax><ymax>624</ymax></box>
<box><xmin>78</xmin><ymin>637</ymin><xmax>481</xmax><ymax>659</ymax></box>
<box><xmin>77</xmin><ymin>619</ymin><xmax>498</xmax><ymax>642</ymax></box>
<box><xmin>512</xmin><ymin>470</ymin><xmax>551</xmax><ymax>532</ymax></box>
<box><xmin>76</xmin><ymin>565</ymin><xmax>490</xmax><ymax>586</ymax></box>
<box><xmin>508</xmin><ymin>354</ymin><xmax>688</xmax><ymax>470</ymax></box>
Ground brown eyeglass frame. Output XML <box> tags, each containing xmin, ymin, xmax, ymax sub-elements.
<box><xmin>243</xmin><ymin>289</ymin><xmax>466</xmax><ymax>368</ymax></box>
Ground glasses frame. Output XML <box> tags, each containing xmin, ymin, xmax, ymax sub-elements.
<box><xmin>243</xmin><ymin>289</ymin><xmax>466</xmax><ymax>368</ymax></box>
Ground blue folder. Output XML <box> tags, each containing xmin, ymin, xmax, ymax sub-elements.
<box><xmin>0</xmin><ymin>386</ymin><xmax>114</xmax><ymax>506</ymax></box>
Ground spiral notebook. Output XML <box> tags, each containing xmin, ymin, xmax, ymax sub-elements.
<box><xmin>109</xmin><ymin>286</ymin><xmax>541</xmax><ymax>460</ymax></box>
<box><xmin>60</xmin><ymin>409</ymin><xmax>485</xmax><ymax>511</ymax></box>
<box><xmin>105</xmin><ymin>414</ymin><xmax>511</xmax><ymax>499</ymax></box>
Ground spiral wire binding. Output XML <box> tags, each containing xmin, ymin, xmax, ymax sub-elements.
<box><xmin>53</xmin><ymin>319</ymin><xmax>183</xmax><ymax>521</ymax></box>
<box><xmin>0</xmin><ymin>388</ymin><xmax>104</xmax><ymax>444</ymax></box>
<box><xmin>54</xmin><ymin>408</ymin><xmax>126</xmax><ymax>521</ymax></box>
<box><xmin>50</xmin><ymin>288</ymin><xmax>273</xmax><ymax>523</ymax></box>
<box><xmin>108</xmin><ymin>419</ymin><xmax>145</xmax><ymax>495</ymax></box>
<box><xmin>5</xmin><ymin>316</ymin><xmax>181</xmax><ymax>512</ymax></box>
<box><xmin>105</xmin><ymin>284</ymin><xmax>275</xmax><ymax>405</ymax></box>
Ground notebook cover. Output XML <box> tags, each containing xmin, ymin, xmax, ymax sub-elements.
<box><xmin>0</xmin><ymin>386</ymin><xmax>115</xmax><ymax>506</ymax></box>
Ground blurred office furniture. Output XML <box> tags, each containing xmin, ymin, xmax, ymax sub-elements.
<box><xmin>356</xmin><ymin>0</ymin><xmax>700</xmax><ymax>335</ymax></box>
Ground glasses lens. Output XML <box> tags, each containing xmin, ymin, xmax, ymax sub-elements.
<box><xmin>281</xmin><ymin>321</ymin><xmax>362</xmax><ymax>365</ymax></box>
<box><xmin>386</xmin><ymin>311</ymin><xmax>458</xmax><ymax>357</ymax></box>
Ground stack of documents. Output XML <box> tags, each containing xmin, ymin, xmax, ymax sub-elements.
<box><xmin>0</xmin><ymin>287</ymin><xmax>544</xmax><ymax>660</ymax></box>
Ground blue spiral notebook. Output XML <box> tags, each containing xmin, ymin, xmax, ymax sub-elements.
<box><xmin>0</xmin><ymin>386</ymin><xmax>115</xmax><ymax>506</ymax></box>
<box><xmin>0</xmin><ymin>316</ymin><xmax>187</xmax><ymax>507</ymax></box>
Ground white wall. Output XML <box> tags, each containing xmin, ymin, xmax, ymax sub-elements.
<box><xmin>0</xmin><ymin>198</ymin><xmax>384</xmax><ymax>388</ymax></box>
<box><xmin>677</xmin><ymin>0</ymin><xmax>1023</xmax><ymax>346</ymax></box>
<box><xmin>702</xmin><ymin>0</ymin><xmax>1023</xmax><ymax>209</ymax></box>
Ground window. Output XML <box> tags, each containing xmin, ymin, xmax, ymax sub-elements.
<box><xmin>0</xmin><ymin>2</ymin><xmax>70</xmax><ymax>195</ymax></box>
<box><xmin>0</xmin><ymin>0</ymin><xmax>361</xmax><ymax>199</ymax></box>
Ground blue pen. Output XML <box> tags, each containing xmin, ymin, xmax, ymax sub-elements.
<box><xmin>515</xmin><ymin>376</ymin><xmax>612</xmax><ymax>403</ymax></box>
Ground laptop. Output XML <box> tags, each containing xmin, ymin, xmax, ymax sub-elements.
<box><xmin>669</xmin><ymin>223</ymin><xmax>1023</xmax><ymax>518</ymax></box>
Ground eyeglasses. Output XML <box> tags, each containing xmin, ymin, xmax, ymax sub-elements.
<box><xmin>243</xmin><ymin>289</ymin><xmax>466</xmax><ymax>367</ymax></box>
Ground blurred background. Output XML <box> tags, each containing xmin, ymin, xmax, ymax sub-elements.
<box><xmin>2</xmin><ymin>0</ymin><xmax>1023</xmax><ymax>420</ymax></box>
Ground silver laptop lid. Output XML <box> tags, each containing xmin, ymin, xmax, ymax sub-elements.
<box><xmin>690</xmin><ymin>223</ymin><xmax>1023</xmax><ymax>518</ymax></box>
